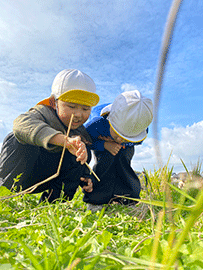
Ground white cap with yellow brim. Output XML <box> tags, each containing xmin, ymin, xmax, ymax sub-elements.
<box><xmin>37</xmin><ymin>69</ymin><xmax>100</xmax><ymax>107</ymax></box>
<box><xmin>107</xmin><ymin>90</ymin><xmax>153</xmax><ymax>143</ymax></box>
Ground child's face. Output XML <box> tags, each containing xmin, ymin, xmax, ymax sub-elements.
<box><xmin>109</xmin><ymin>126</ymin><xmax>129</xmax><ymax>144</ymax></box>
<box><xmin>55</xmin><ymin>100</ymin><xmax>91</xmax><ymax>129</ymax></box>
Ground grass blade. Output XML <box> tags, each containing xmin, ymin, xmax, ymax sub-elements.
<box><xmin>149</xmin><ymin>210</ymin><xmax>164</xmax><ymax>270</ymax></box>
<box><xmin>167</xmin><ymin>182</ymin><xmax>197</xmax><ymax>203</ymax></box>
<box><xmin>19</xmin><ymin>240</ymin><xmax>43</xmax><ymax>270</ymax></box>
<box><xmin>163</xmin><ymin>188</ymin><xmax>203</xmax><ymax>269</ymax></box>
<box><xmin>116</xmin><ymin>196</ymin><xmax>194</xmax><ymax>211</ymax></box>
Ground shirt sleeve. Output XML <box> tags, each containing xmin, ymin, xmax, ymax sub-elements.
<box><xmin>13</xmin><ymin>107</ymin><xmax>63</xmax><ymax>151</ymax></box>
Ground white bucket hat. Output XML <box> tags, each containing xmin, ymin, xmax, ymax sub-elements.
<box><xmin>38</xmin><ymin>69</ymin><xmax>100</xmax><ymax>107</ymax></box>
<box><xmin>108</xmin><ymin>90</ymin><xmax>153</xmax><ymax>142</ymax></box>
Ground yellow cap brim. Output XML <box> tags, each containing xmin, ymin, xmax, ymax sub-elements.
<box><xmin>58</xmin><ymin>89</ymin><xmax>99</xmax><ymax>106</ymax></box>
<box><xmin>109</xmin><ymin>120</ymin><xmax>147</xmax><ymax>143</ymax></box>
<box><xmin>37</xmin><ymin>89</ymin><xmax>100</xmax><ymax>107</ymax></box>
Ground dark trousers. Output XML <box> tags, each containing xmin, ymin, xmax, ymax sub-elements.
<box><xmin>0</xmin><ymin>132</ymin><xmax>91</xmax><ymax>202</ymax></box>
<box><xmin>83</xmin><ymin>146</ymin><xmax>141</xmax><ymax>205</ymax></box>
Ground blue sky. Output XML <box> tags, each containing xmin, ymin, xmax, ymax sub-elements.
<box><xmin>0</xmin><ymin>0</ymin><xmax>203</xmax><ymax>173</ymax></box>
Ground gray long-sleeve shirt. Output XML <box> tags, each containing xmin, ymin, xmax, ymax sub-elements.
<box><xmin>13</xmin><ymin>104</ymin><xmax>92</xmax><ymax>152</ymax></box>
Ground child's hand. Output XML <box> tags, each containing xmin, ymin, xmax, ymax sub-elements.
<box><xmin>81</xmin><ymin>177</ymin><xmax>93</xmax><ymax>192</ymax></box>
<box><xmin>98</xmin><ymin>135</ymin><xmax>114</xmax><ymax>142</ymax></box>
<box><xmin>66</xmin><ymin>136</ymin><xmax>87</xmax><ymax>164</ymax></box>
<box><xmin>104</xmin><ymin>141</ymin><xmax>122</xmax><ymax>156</ymax></box>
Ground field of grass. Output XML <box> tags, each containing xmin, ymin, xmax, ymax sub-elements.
<box><xmin>0</xmin><ymin>164</ymin><xmax>203</xmax><ymax>270</ymax></box>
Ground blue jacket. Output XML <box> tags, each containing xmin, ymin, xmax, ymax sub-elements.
<box><xmin>83</xmin><ymin>104</ymin><xmax>143</xmax><ymax>205</ymax></box>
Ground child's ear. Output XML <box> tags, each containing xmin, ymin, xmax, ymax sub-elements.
<box><xmin>49</xmin><ymin>95</ymin><xmax>57</xmax><ymax>109</ymax></box>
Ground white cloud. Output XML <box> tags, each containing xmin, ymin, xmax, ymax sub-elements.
<box><xmin>0</xmin><ymin>78</ymin><xmax>18</xmax><ymax>102</ymax></box>
<box><xmin>0</xmin><ymin>120</ymin><xmax>8</xmax><ymax>142</ymax></box>
<box><xmin>161</xmin><ymin>122</ymin><xmax>203</xmax><ymax>157</ymax></box>
<box><xmin>132</xmin><ymin>121</ymin><xmax>203</xmax><ymax>173</ymax></box>
<box><xmin>121</xmin><ymin>82</ymin><xmax>154</xmax><ymax>96</ymax></box>
<box><xmin>0</xmin><ymin>78</ymin><xmax>24</xmax><ymax>128</ymax></box>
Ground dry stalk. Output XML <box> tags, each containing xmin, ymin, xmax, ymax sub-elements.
<box><xmin>153</xmin><ymin>0</ymin><xmax>183</xmax><ymax>167</ymax></box>
<box><xmin>66</xmin><ymin>137</ymin><xmax>100</xmax><ymax>182</ymax></box>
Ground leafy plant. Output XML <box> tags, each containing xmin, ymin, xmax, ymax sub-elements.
<box><xmin>0</xmin><ymin>162</ymin><xmax>203</xmax><ymax>269</ymax></box>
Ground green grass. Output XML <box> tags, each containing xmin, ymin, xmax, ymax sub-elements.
<box><xmin>0</xmin><ymin>163</ymin><xmax>203</xmax><ymax>270</ymax></box>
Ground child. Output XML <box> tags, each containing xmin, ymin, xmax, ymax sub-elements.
<box><xmin>0</xmin><ymin>69</ymin><xmax>100</xmax><ymax>203</ymax></box>
<box><xmin>82</xmin><ymin>90</ymin><xmax>153</xmax><ymax>211</ymax></box>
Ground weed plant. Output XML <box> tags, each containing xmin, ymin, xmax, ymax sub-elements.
<box><xmin>0</xmin><ymin>162</ymin><xmax>203</xmax><ymax>269</ymax></box>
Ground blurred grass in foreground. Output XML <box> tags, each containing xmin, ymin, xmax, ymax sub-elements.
<box><xmin>0</xmin><ymin>161</ymin><xmax>203</xmax><ymax>270</ymax></box>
